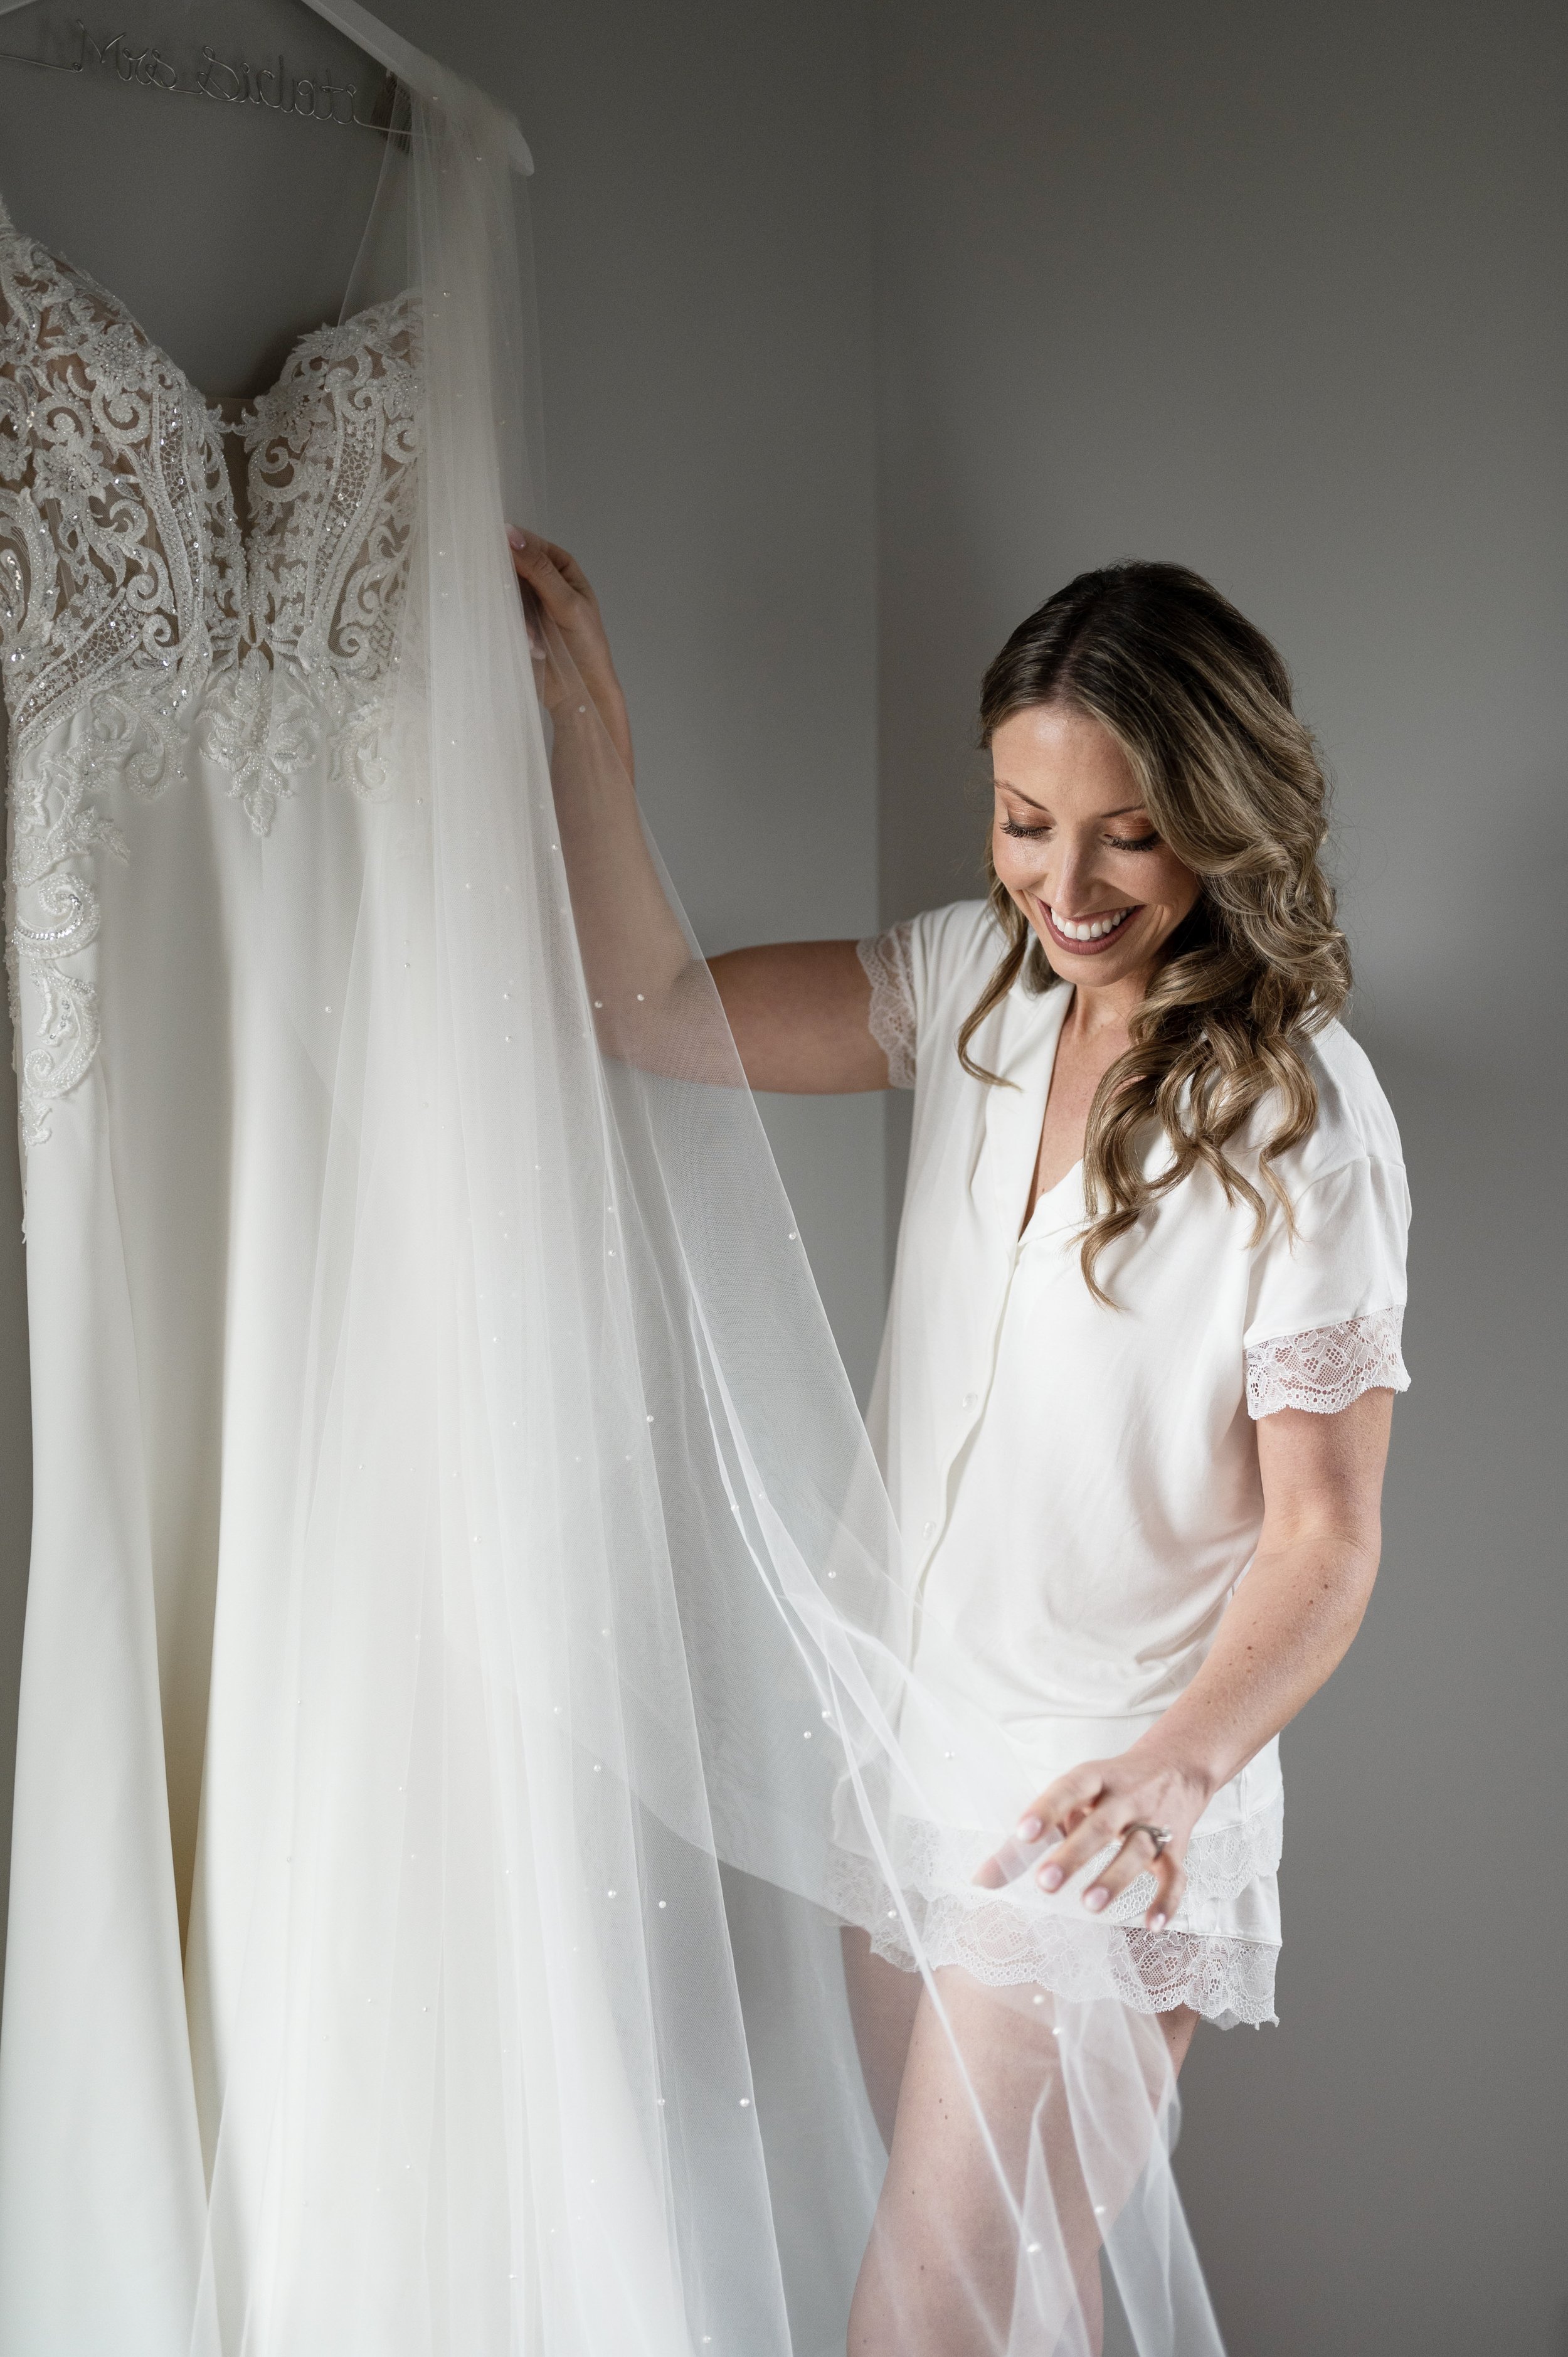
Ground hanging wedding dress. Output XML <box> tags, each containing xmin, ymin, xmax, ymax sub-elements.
<box><xmin>0</xmin><ymin>36</ymin><xmax>1223</xmax><ymax>2357</ymax></box>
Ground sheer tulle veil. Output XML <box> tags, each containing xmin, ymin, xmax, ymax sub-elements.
<box><xmin>7</xmin><ymin>40</ymin><xmax>1225</xmax><ymax>2357</ymax></box>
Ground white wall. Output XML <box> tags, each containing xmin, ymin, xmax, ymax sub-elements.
<box><xmin>872</xmin><ymin>4</ymin><xmax>1568</xmax><ymax>2348</ymax></box>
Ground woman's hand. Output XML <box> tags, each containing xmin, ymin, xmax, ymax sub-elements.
<box><xmin>973</xmin><ymin>1747</ymin><xmax>1212</xmax><ymax>1931</ymax></box>
<box><xmin>972</xmin><ymin>1391</ymin><xmax>1394</xmax><ymax>1934</ymax></box>
<box><xmin>506</xmin><ymin>528</ymin><xmax>633</xmax><ymax>777</ymax></box>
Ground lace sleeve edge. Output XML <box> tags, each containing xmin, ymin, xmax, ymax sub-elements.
<box><xmin>857</xmin><ymin>922</ymin><xmax>917</xmax><ymax>1090</ymax></box>
<box><xmin>1245</xmin><ymin>1306</ymin><xmax>1409</xmax><ymax>1420</ymax></box>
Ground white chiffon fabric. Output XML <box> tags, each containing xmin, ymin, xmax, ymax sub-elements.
<box><xmin>0</xmin><ymin>41</ymin><xmax>1228</xmax><ymax>2357</ymax></box>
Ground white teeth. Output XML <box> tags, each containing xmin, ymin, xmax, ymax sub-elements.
<box><xmin>1051</xmin><ymin>906</ymin><xmax>1133</xmax><ymax>943</ymax></box>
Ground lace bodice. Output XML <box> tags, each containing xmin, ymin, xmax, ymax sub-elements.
<box><xmin>0</xmin><ymin>198</ymin><xmax>421</xmax><ymax>1140</ymax></box>
<box><xmin>0</xmin><ymin>199</ymin><xmax>418</xmax><ymax>798</ymax></box>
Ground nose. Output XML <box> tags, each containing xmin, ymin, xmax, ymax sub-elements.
<box><xmin>1045</xmin><ymin>837</ymin><xmax>1100</xmax><ymax>918</ymax></box>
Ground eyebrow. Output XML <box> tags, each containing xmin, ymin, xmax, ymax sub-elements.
<box><xmin>994</xmin><ymin>782</ymin><xmax>1150</xmax><ymax>820</ymax></box>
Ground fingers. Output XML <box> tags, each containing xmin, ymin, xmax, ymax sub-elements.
<box><xmin>1075</xmin><ymin>1824</ymin><xmax>1188</xmax><ymax>1927</ymax></box>
<box><xmin>1029</xmin><ymin>1780</ymin><xmax>1190</xmax><ymax>1920</ymax></box>
<box><xmin>543</xmin><ymin>538</ymin><xmax>595</xmax><ymax>596</ymax></box>
<box><xmin>1039</xmin><ymin>1807</ymin><xmax>1148</xmax><ymax>1899</ymax></box>
<box><xmin>1015</xmin><ymin>1764</ymin><xmax>1102</xmax><ymax>1849</ymax></box>
<box><xmin>972</xmin><ymin>1765</ymin><xmax>1101</xmax><ymax>1889</ymax></box>
<box><xmin>977</xmin><ymin>1758</ymin><xmax>1199</xmax><ymax>1932</ymax></box>
<box><xmin>506</xmin><ymin>527</ymin><xmax>588</xmax><ymax>628</ymax></box>
<box><xmin>1145</xmin><ymin>1848</ymin><xmax>1187</xmax><ymax>1932</ymax></box>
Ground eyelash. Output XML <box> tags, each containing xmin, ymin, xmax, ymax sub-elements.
<box><xmin>999</xmin><ymin>821</ymin><xmax>1161</xmax><ymax>853</ymax></box>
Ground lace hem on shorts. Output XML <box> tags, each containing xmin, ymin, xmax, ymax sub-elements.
<box><xmin>1245</xmin><ymin>1307</ymin><xmax>1409</xmax><ymax>1418</ymax></box>
<box><xmin>857</xmin><ymin>921</ymin><xmax>916</xmax><ymax>1088</ymax></box>
<box><xmin>826</xmin><ymin>1799</ymin><xmax>1282</xmax><ymax>2029</ymax></box>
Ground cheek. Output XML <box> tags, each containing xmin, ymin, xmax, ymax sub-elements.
<box><xmin>1156</xmin><ymin>856</ymin><xmax>1202</xmax><ymax>918</ymax></box>
<box><xmin>992</xmin><ymin>827</ymin><xmax>1042</xmax><ymax>890</ymax></box>
<box><xmin>1124</xmin><ymin>846</ymin><xmax>1199</xmax><ymax>916</ymax></box>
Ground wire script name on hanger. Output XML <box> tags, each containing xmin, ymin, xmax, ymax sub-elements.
<box><xmin>1</xmin><ymin>18</ymin><xmax>391</xmax><ymax>129</ymax></box>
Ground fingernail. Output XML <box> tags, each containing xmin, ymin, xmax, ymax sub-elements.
<box><xmin>1083</xmin><ymin>1886</ymin><xmax>1109</xmax><ymax>1914</ymax></box>
<box><xmin>1037</xmin><ymin>1863</ymin><xmax>1064</xmax><ymax>1893</ymax></box>
<box><xmin>507</xmin><ymin>526</ymin><xmax>527</xmax><ymax>549</ymax></box>
<box><xmin>1015</xmin><ymin>1815</ymin><xmax>1042</xmax><ymax>1843</ymax></box>
<box><xmin>1149</xmin><ymin>1910</ymin><xmax>1168</xmax><ymax>1931</ymax></box>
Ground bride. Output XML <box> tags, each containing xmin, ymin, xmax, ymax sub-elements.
<box><xmin>512</xmin><ymin>535</ymin><xmax>1410</xmax><ymax>2351</ymax></box>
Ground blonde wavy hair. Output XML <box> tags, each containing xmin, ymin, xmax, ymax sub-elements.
<box><xmin>960</xmin><ymin>560</ymin><xmax>1350</xmax><ymax>1302</ymax></box>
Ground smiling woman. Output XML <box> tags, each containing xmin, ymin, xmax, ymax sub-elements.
<box><xmin>968</xmin><ymin>563</ymin><xmax>1352</xmax><ymax>1296</ymax></box>
<box><xmin>513</xmin><ymin>533</ymin><xmax>1411</xmax><ymax>2354</ymax></box>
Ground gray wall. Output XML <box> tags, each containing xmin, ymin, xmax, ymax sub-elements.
<box><xmin>872</xmin><ymin>4</ymin><xmax>1568</xmax><ymax>2351</ymax></box>
<box><xmin>497</xmin><ymin>0</ymin><xmax>887</xmax><ymax>1400</ymax></box>
<box><xmin>2</xmin><ymin>2</ymin><xmax>1564</xmax><ymax>2349</ymax></box>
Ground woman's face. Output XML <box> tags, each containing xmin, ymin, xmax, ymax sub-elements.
<box><xmin>990</xmin><ymin>703</ymin><xmax>1202</xmax><ymax>993</ymax></box>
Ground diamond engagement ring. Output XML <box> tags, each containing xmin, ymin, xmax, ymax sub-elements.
<box><xmin>1130</xmin><ymin>1823</ymin><xmax>1173</xmax><ymax>1858</ymax></box>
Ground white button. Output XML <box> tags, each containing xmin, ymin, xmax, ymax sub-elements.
<box><xmin>923</xmin><ymin>1519</ymin><xmax>936</xmax><ymax>1540</ymax></box>
<box><xmin>962</xmin><ymin>1391</ymin><xmax>978</xmax><ymax>1410</ymax></box>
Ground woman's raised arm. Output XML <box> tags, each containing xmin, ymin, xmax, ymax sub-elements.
<box><xmin>508</xmin><ymin>529</ymin><xmax>893</xmax><ymax>1095</ymax></box>
<box><xmin>707</xmin><ymin>942</ymin><xmax>887</xmax><ymax>1093</ymax></box>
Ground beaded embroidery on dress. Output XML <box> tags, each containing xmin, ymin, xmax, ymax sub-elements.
<box><xmin>0</xmin><ymin>195</ymin><xmax>419</xmax><ymax>1141</ymax></box>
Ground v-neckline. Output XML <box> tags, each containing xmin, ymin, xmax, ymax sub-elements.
<box><xmin>1021</xmin><ymin>1149</ymin><xmax>1083</xmax><ymax>1240</ymax></box>
<box><xmin>970</xmin><ymin>979</ymin><xmax>1081</xmax><ymax>1246</ymax></box>
<box><xmin>1020</xmin><ymin>986</ymin><xmax>1083</xmax><ymax>1237</ymax></box>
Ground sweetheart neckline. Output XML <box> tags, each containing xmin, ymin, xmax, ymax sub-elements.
<box><xmin>0</xmin><ymin>196</ymin><xmax>404</xmax><ymax>420</ymax></box>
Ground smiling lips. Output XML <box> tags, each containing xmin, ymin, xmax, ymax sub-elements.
<box><xmin>1039</xmin><ymin>900</ymin><xmax>1138</xmax><ymax>954</ymax></box>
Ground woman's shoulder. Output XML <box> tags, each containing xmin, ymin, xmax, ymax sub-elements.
<box><xmin>897</xmin><ymin>899</ymin><xmax>1002</xmax><ymax>1005</ymax></box>
<box><xmin>1269</xmin><ymin>1014</ymin><xmax>1406</xmax><ymax>1192</ymax></box>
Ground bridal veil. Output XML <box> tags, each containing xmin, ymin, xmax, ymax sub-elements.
<box><xmin>0</xmin><ymin>39</ymin><xmax>1224</xmax><ymax>2356</ymax></box>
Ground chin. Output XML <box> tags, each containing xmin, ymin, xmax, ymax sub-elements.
<box><xmin>1042</xmin><ymin>945</ymin><xmax>1136</xmax><ymax>989</ymax></box>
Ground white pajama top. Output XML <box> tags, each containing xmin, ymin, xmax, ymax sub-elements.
<box><xmin>857</xmin><ymin>902</ymin><xmax>1411</xmax><ymax>2026</ymax></box>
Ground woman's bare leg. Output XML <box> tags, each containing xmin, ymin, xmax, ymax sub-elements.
<box><xmin>841</xmin><ymin>1927</ymin><xmax>925</xmax><ymax>2149</ymax></box>
<box><xmin>847</xmin><ymin>1974</ymin><xmax>1199</xmax><ymax>2357</ymax></box>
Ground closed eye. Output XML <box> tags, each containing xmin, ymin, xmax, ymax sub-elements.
<box><xmin>1000</xmin><ymin>820</ymin><xmax>1162</xmax><ymax>851</ymax></box>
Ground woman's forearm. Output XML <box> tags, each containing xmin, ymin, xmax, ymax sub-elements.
<box><xmin>548</xmin><ymin>697</ymin><xmax>696</xmax><ymax>1020</ymax></box>
<box><xmin>980</xmin><ymin>1389</ymin><xmax>1396</xmax><ymax>1924</ymax></box>
<box><xmin>507</xmin><ymin>530</ymin><xmax>738</xmax><ymax>1073</ymax></box>
<box><xmin>1126</xmin><ymin>1524</ymin><xmax>1381</xmax><ymax>1802</ymax></box>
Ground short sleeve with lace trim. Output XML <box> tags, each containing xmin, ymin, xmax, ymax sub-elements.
<box><xmin>1244</xmin><ymin>1308</ymin><xmax>1409</xmax><ymax>1418</ymax></box>
<box><xmin>857</xmin><ymin>921</ymin><xmax>917</xmax><ymax>1088</ymax></box>
<box><xmin>1242</xmin><ymin>1154</ymin><xmax>1411</xmax><ymax>1419</ymax></box>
